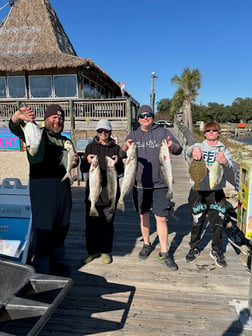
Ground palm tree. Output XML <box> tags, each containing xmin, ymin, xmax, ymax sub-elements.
<box><xmin>171</xmin><ymin>68</ymin><xmax>201</xmax><ymax>131</ymax></box>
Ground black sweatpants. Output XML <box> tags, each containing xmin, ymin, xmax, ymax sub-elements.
<box><xmin>188</xmin><ymin>188</ymin><xmax>226</xmax><ymax>252</ymax></box>
<box><xmin>85</xmin><ymin>201</ymin><xmax>115</xmax><ymax>255</ymax></box>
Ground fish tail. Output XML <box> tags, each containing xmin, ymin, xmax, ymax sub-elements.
<box><xmin>61</xmin><ymin>173</ymin><xmax>73</xmax><ymax>184</ymax></box>
<box><xmin>108</xmin><ymin>204</ymin><xmax>115</xmax><ymax>213</ymax></box>
<box><xmin>117</xmin><ymin>199</ymin><xmax>125</xmax><ymax>211</ymax></box>
<box><xmin>90</xmin><ymin>206</ymin><xmax>99</xmax><ymax>217</ymax></box>
<box><xmin>166</xmin><ymin>191</ymin><xmax>173</xmax><ymax>199</ymax></box>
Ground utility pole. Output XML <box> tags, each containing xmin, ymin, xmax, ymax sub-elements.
<box><xmin>151</xmin><ymin>72</ymin><xmax>158</xmax><ymax>112</ymax></box>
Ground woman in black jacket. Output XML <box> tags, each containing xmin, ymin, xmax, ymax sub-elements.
<box><xmin>80</xmin><ymin>119</ymin><xmax>124</xmax><ymax>264</ymax></box>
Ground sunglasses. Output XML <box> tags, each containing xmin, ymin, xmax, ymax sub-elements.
<box><xmin>138</xmin><ymin>112</ymin><xmax>153</xmax><ymax>119</ymax></box>
<box><xmin>97</xmin><ymin>128</ymin><xmax>110</xmax><ymax>134</ymax></box>
<box><xmin>205</xmin><ymin>129</ymin><xmax>219</xmax><ymax>133</ymax></box>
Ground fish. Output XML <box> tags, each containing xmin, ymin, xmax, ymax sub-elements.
<box><xmin>189</xmin><ymin>158</ymin><xmax>207</xmax><ymax>190</ymax></box>
<box><xmin>117</xmin><ymin>142</ymin><xmax>137</xmax><ymax>211</ymax></box>
<box><xmin>61</xmin><ymin>140</ymin><xmax>76</xmax><ymax>184</ymax></box>
<box><xmin>106</xmin><ymin>156</ymin><xmax>118</xmax><ymax>212</ymax></box>
<box><xmin>209</xmin><ymin>150</ymin><xmax>224</xmax><ymax>189</ymax></box>
<box><xmin>89</xmin><ymin>155</ymin><xmax>102</xmax><ymax>217</ymax></box>
<box><xmin>21</xmin><ymin>121</ymin><xmax>43</xmax><ymax>156</ymax></box>
<box><xmin>159</xmin><ymin>138</ymin><xmax>173</xmax><ymax>199</ymax></box>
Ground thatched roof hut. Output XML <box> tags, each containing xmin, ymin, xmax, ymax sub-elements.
<box><xmin>0</xmin><ymin>0</ymin><xmax>124</xmax><ymax>97</ymax></box>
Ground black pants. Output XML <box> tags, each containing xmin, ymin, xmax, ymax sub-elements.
<box><xmin>188</xmin><ymin>188</ymin><xmax>226</xmax><ymax>252</ymax></box>
<box><xmin>29</xmin><ymin>178</ymin><xmax>72</xmax><ymax>273</ymax></box>
<box><xmin>85</xmin><ymin>201</ymin><xmax>115</xmax><ymax>255</ymax></box>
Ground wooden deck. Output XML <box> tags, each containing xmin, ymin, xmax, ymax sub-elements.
<box><xmin>35</xmin><ymin>151</ymin><xmax>252</xmax><ymax>336</ymax></box>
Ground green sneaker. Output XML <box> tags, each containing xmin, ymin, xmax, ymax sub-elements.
<box><xmin>101</xmin><ymin>253</ymin><xmax>113</xmax><ymax>264</ymax></box>
<box><xmin>158</xmin><ymin>252</ymin><xmax>178</xmax><ymax>271</ymax></box>
<box><xmin>83</xmin><ymin>253</ymin><xmax>101</xmax><ymax>265</ymax></box>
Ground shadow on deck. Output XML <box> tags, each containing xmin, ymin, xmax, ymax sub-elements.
<box><xmin>40</xmin><ymin>154</ymin><xmax>252</xmax><ymax>336</ymax></box>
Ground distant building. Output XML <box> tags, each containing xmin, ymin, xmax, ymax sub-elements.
<box><xmin>0</xmin><ymin>0</ymin><xmax>132</xmax><ymax>101</ymax></box>
<box><xmin>0</xmin><ymin>0</ymin><xmax>139</xmax><ymax>142</ymax></box>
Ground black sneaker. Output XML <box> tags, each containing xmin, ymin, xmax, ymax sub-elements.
<box><xmin>186</xmin><ymin>247</ymin><xmax>200</xmax><ymax>263</ymax></box>
<box><xmin>50</xmin><ymin>262</ymin><xmax>71</xmax><ymax>277</ymax></box>
<box><xmin>158</xmin><ymin>252</ymin><xmax>178</xmax><ymax>271</ymax></box>
<box><xmin>210</xmin><ymin>250</ymin><xmax>227</xmax><ymax>268</ymax></box>
<box><xmin>139</xmin><ymin>244</ymin><xmax>152</xmax><ymax>260</ymax></box>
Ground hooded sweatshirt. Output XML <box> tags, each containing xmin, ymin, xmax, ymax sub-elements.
<box><xmin>80</xmin><ymin>136</ymin><xmax>124</xmax><ymax>205</ymax></box>
<box><xmin>123</xmin><ymin>123</ymin><xmax>182</xmax><ymax>189</ymax></box>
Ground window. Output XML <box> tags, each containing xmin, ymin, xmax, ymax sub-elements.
<box><xmin>90</xmin><ymin>81</ymin><xmax>96</xmax><ymax>98</ymax></box>
<box><xmin>84</xmin><ymin>78</ymin><xmax>90</xmax><ymax>98</ymax></box>
<box><xmin>29</xmin><ymin>76</ymin><xmax>52</xmax><ymax>98</ymax></box>
<box><xmin>54</xmin><ymin>74</ymin><xmax>77</xmax><ymax>97</ymax></box>
<box><xmin>100</xmin><ymin>87</ymin><xmax>105</xmax><ymax>99</ymax></box>
<box><xmin>0</xmin><ymin>77</ymin><xmax>6</xmax><ymax>98</ymax></box>
<box><xmin>8</xmin><ymin>76</ymin><xmax>26</xmax><ymax>98</ymax></box>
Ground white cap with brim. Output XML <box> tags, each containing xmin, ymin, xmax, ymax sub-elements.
<box><xmin>96</xmin><ymin>119</ymin><xmax>112</xmax><ymax>131</ymax></box>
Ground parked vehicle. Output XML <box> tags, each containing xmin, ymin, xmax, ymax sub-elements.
<box><xmin>156</xmin><ymin>120</ymin><xmax>173</xmax><ymax>128</ymax></box>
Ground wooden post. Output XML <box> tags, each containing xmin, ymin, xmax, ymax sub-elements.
<box><xmin>126</xmin><ymin>99</ymin><xmax>132</xmax><ymax>133</ymax></box>
<box><xmin>69</xmin><ymin>100</ymin><xmax>75</xmax><ymax>142</ymax></box>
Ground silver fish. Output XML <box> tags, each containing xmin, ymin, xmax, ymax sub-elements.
<box><xmin>106</xmin><ymin>156</ymin><xmax>118</xmax><ymax>212</ymax></box>
<box><xmin>89</xmin><ymin>155</ymin><xmax>102</xmax><ymax>217</ymax></box>
<box><xmin>61</xmin><ymin>140</ymin><xmax>75</xmax><ymax>184</ymax></box>
<box><xmin>21</xmin><ymin>121</ymin><xmax>43</xmax><ymax>156</ymax></box>
<box><xmin>117</xmin><ymin>142</ymin><xmax>137</xmax><ymax>211</ymax></box>
<box><xmin>209</xmin><ymin>150</ymin><xmax>224</xmax><ymax>189</ymax></box>
<box><xmin>159</xmin><ymin>138</ymin><xmax>173</xmax><ymax>199</ymax></box>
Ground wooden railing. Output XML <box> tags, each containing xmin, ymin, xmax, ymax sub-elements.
<box><xmin>0</xmin><ymin>98</ymin><xmax>138</xmax><ymax>122</ymax></box>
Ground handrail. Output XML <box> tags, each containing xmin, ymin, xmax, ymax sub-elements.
<box><xmin>0</xmin><ymin>98</ymin><xmax>138</xmax><ymax>122</ymax></box>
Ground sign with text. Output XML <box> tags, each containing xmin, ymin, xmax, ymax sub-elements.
<box><xmin>0</xmin><ymin>129</ymin><xmax>70</xmax><ymax>151</ymax></box>
<box><xmin>0</xmin><ymin>129</ymin><xmax>20</xmax><ymax>150</ymax></box>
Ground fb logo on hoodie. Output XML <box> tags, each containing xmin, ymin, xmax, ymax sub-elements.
<box><xmin>202</xmin><ymin>150</ymin><xmax>216</xmax><ymax>164</ymax></box>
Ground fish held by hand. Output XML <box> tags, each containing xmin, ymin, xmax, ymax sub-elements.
<box><xmin>106</xmin><ymin>156</ymin><xmax>118</xmax><ymax>212</ymax></box>
<box><xmin>61</xmin><ymin>140</ymin><xmax>76</xmax><ymax>184</ymax></box>
<box><xmin>89</xmin><ymin>155</ymin><xmax>102</xmax><ymax>217</ymax></box>
<box><xmin>159</xmin><ymin>138</ymin><xmax>173</xmax><ymax>199</ymax></box>
<box><xmin>21</xmin><ymin>121</ymin><xmax>43</xmax><ymax>156</ymax></box>
<box><xmin>189</xmin><ymin>158</ymin><xmax>207</xmax><ymax>190</ymax></box>
<box><xmin>117</xmin><ymin>142</ymin><xmax>137</xmax><ymax>211</ymax></box>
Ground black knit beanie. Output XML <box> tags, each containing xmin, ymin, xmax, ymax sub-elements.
<box><xmin>44</xmin><ymin>104</ymin><xmax>65</xmax><ymax>121</ymax></box>
<box><xmin>137</xmin><ymin>105</ymin><xmax>154</xmax><ymax>117</ymax></box>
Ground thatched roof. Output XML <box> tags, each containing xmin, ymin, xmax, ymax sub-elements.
<box><xmin>0</xmin><ymin>0</ymin><xmax>123</xmax><ymax>95</ymax></box>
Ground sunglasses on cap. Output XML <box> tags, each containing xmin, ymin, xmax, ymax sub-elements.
<box><xmin>204</xmin><ymin>129</ymin><xmax>219</xmax><ymax>133</ymax></box>
<box><xmin>138</xmin><ymin>112</ymin><xmax>153</xmax><ymax>119</ymax></box>
<box><xmin>97</xmin><ymin>128</ymin><xmax>110</xmax><ymax>134</ymax></box>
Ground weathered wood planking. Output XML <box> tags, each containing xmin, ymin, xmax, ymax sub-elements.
<box><xmin>39</xmin><ymin>151</ymin><xmax>252</xmax><ymax>335</ymax></box>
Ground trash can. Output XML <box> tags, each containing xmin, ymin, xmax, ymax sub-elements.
<box><xmin>0</xmin><ymin>259</ymin><xmax>73</xmax><ymax>335</ymax></box>
<box><xmin>0</xmin><ymin>178</ymin><xmax>32</xmax><ymax>263</ymax></box>
<box><xmin>75</xmin><ymin>138</ymin><xmax>92</xmax><ymax>184</ymax></box>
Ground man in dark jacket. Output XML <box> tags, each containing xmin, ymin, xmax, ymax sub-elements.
<box><xmin>120</xmin><ymin>105</ymin><xmax>182</xmax><ymax>271</ymax></box>
<box><xmin>80</xmin><ymin>119</ymin><xmax>124</xmax><ymax>265</ymax></box>
<box><xmin>9</xmin><ymin>104</ymin><xmax>79</xmax><ymax>275</ymax></box>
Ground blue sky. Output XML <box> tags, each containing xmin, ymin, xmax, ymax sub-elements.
<box><xmin>1</xmin><ymin>0</ymin><xmax>251</xmax><ymax>110</ymax></box>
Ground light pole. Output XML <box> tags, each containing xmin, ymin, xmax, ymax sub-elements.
<box><xmin>151</xmin><ymin>72</ymin><xmax>158</xmax><ymax>112</ymax></box>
